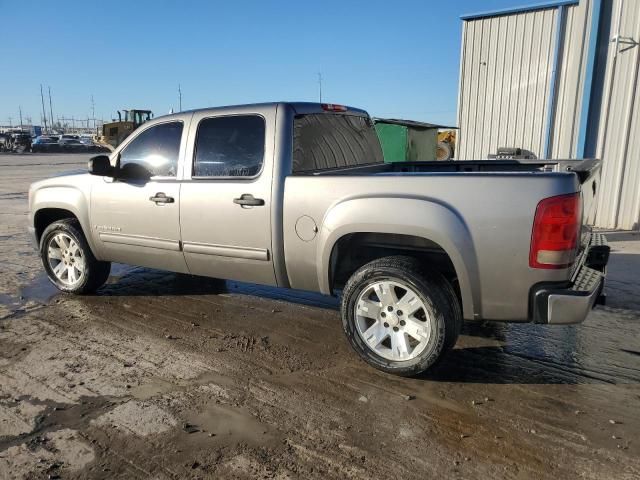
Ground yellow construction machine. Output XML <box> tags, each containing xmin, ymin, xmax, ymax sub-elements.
<box><xmin>436</xmin><ymin>129</ymin><xmax>457</xmax><ymax>160</ymax></box>
<box><xmin>97</xmin><ymin>109</ymin><xmax>153</xmax><ymax>150</ymax></box>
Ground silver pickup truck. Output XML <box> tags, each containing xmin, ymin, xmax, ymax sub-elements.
<box><xmin>28</xmin><ymin>102</ymin><xmax>610</xmax><ymax>376</ymax></box>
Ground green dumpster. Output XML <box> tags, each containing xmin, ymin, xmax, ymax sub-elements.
<box><xmin>374</xmin><ymin>118</ymin><xmax>454</xmax><ymax>163</ymax></box>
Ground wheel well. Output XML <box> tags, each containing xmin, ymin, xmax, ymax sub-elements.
<box><xmin>34</xmin><ymin>208</ymin><xmax>79</xmax><ymax>243</ymax></box>
<box><xmin>329</xmin><ymin>232</ymin><xmax>460</xmax><ymax>300</ymax></box>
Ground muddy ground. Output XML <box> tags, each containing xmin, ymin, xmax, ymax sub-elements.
<box><xmin>0</xmin><ymin>153</ymin><xmax>639</xmax><ymax>479</ymax></box>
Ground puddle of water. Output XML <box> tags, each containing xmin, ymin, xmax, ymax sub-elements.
<box><xmin>434</xmin><ymin>311</ymin><xmax>640</xmax><ymax>385</ymax></box>
<box><xmin>0</xmin><ymin>293</ymin><xmax>21</xmax><ymax>309</ymax></box>
<box><xmin>16</xmin><ymin>263</ymin><xmax>141</xmax><ymax>306</ymax></box>
<box><xmin>19</xmin><ymin>275</ymin><xmax>59</xmax><ymax>304</ymax></box>
<box><xmin>184</xmin><ymin>402</ymin><xmax>275</xmax><ymax>445</ymax></box>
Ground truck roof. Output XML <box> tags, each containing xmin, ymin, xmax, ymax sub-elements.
<box><xmin>153</xmin><ymin>102</ymin><xmax>369</xmax><ymax>122</ymax></box>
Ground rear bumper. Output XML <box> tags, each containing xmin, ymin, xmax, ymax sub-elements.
<box><xmin>531</xmin><ymin>232</ymin><xmax>609</xmax><ymax>324</ymax></box>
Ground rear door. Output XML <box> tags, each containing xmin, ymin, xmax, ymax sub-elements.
<box><xmin>179</xmin><ymin>106</ymin><xmax>277</xmax><ymax>285</ymax></box>
<box><xmin>91</xmin><ymin>118</ymin><xmax>191</xmax><ymax>273</ymax></box>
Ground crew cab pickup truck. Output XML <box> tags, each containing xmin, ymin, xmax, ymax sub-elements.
<box><xmin>28</xmin><ymin>102</ymin><xmax>610</xmax><ymax>376</ymax></box>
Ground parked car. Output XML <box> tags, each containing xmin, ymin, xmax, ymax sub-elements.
<box><xmin>31</xmin><ymin>136</ymin><xmax>61</xmax><ymax>153</ymax></box>
<box><xmin>4</xmin><ymin>132</ymin><xmax>32</xmax><ymax>152</ymax></box>
<box><xmin>77</xmin><ymin>136</ymin><xmax>110</xmax><ymax>153</ymax></box>
<box><xmin>28</xmin><ymin>102</ymin><xmax>610</xmax><ymax>376</ymax></box>
<box><xmin>60</xmin><ymin>134</ymin><xmax>80</xmax><ymax>141</ymax></box>
<box><xmin>58</xmin><ymin>138</ymin><xmax>88</xmax><ymax>152</ymax></box>
<box><xmin>0</xmin><ymin>133</ymin><xmax>10</xmax><ymax>152</ymax></box>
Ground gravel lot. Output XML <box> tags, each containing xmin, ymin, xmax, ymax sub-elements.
<box><xmin>1</xmin><ymin>153</ymin><xmax>639</xmax><ymax>479</ymax></box>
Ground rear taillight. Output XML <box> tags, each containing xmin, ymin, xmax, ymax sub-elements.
<box><xmin>529</xmin><ymin>193</ymin><xmax>582</xmax><ymax>269</ymax></box>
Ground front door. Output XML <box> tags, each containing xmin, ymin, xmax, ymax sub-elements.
<box><xmin>179</xmin><ymin>108</ymin><xmax>276</xmax><ymax>285</ymax></box>
<box><xmin>91</xmin><ymin>118</ymin><xmax>190</xmax><ymax>273</ymax></box>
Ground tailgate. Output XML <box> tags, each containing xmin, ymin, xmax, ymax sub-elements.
<box><xmin>554</xmin><ymin>159</ymin><xmax>601</xmax><ymax>227</ymax></box>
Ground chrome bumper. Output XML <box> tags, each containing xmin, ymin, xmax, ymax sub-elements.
<box><xmin>531</xmin><ymin>232</ymin><xmax>609</xmax><ymax>325</ymax></box>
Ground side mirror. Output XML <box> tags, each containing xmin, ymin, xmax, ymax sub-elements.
<box><xmin>88</xmin><ymin>155</ymin><xmax>113</xmax><ymax>176</ymax></box>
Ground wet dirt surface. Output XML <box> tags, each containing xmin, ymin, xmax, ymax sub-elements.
<box><xmin>1</xmin><ymin>153</ymin><xmax>639</xmax><ymax>479</ymax></box>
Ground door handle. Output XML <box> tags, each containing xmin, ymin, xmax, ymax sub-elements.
<box><xmin>233</xmin><ymin>194</ymin><xmax>265</xmax><ymax>207</ymax></box>
<box><xmin>149</xmin><ymin>192</ymin><xmax>175</xmax><ymax>205</ymax></box>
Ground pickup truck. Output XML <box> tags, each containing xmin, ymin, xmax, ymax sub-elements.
<box><xmin>28</xmin><ymin>102</ymin><xmax>610</xmax><ymax>376</ymax></box>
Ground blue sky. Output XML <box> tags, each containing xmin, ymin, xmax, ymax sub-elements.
<box><xmin>1</xmin><ymin>0</ymin><xmax>526</xmax><ymax>127</ymax></box>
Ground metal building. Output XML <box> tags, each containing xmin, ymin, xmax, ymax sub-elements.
<box><xmin>456</xmin><ymin>0</ymin><xmax>640</xmax><ymax>230</ymax></box>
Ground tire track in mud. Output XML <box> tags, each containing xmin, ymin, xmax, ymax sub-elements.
<box><xmin>3</xmin><ymin>272</ymin><xmax>640</xmax><ymax>478</ymax></box>
<box><xmin>2</xmin><ymin>301</ymin><xmax>639</xmax><ymax>479</ymax></box>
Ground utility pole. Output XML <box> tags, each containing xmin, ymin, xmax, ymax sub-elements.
<box><xmin>48</xmin><ymin>86</ymin><xmax>54</xmax><ymax>130</ymax></box>
<box><xmin>318</xmin><ymin>73</ymin><xmax>322</xmax><ymax>103</ymax></box>
<box><xmin>178</xmin><ymin>84</ymin><xmax>182</xmax><ymax>112</ymax></box>
<box><xmin>91</xmin><ymin>95</ymin><xmax>95</xmax><ymax>128</ymax></box>
<box><xmin>40</xmin><ymin>84</ymin><xmax>48</xmax><ymax>132</ymax></box>
<box><xmin>19</xmin><ymin>106</ymin><xmax>23</xmax><ymax>130</ymax></box>
<box><xmin>8</xmin><ymin>117</ymin><xmax>12</xmax><ymax>128</ymax></box>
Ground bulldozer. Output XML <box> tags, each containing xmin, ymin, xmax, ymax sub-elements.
<box><xmin>97</xmin><ymin>109</ymin><xmax>153</xmax><ymax>150</ymax></box>
<box><xmin>436</xmin><ymin>129</ymin><xmax>457</xmax><ymax>160</ymax></box>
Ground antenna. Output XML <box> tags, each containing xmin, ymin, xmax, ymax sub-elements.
<box><xmin>318</xmin><ymin>73</ymin><xmax>322</xmax><ymax>103</ymax></box>
<box><xmin>178</xmin><ymin>84</ymin><xmax>182</xmax><ymax>112</ymax></box>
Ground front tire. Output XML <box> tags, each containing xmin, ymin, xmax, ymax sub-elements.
<box><xmin>341</xmin><ymin>256</ymin><xmax>461</xmax><ymax>376</ymax></box>
<box><xmin>40</xmin><ymin>219</ymin><xmax>111</xmax><ymax>294</ymax></box>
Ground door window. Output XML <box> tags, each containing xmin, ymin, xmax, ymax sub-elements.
<box><xmin>119</xmin><ymin>121</ymin><xmax>183</xmax><ymax>178</ymax></box>
<box><xmin>193</xmin><ymin>115</ymin><xmax>265</xmax><ymax>177</ymax></box>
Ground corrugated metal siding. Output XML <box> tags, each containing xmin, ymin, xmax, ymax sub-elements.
<box><xmin>550</xmin><ymin>1</ymin><xmax>592</xmax><ymax>157</ymax></box>
<box><xmin>456</xmin><ymin>8</ymin><xmax>558</xmax><ymax>159</ymax></box>
<box><xmin>593</xmin><ymin>0</ymin><xmax>640</xmax><ymax>229</ymax></box>
<box><xmin>457</xmin><ymin>0</ymin><xmax>640</xmax><ymax>230</ymax></box>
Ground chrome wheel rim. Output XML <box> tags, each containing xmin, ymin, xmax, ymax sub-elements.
<box><xmin>354</xmin><ymin>280</ymin><xmax>432</xmax><ymax>362</ymax></box>
<box><xmin>46</xmin><ymin>233</ymin><xmax>85</xmax><ymax>287</ymax></box>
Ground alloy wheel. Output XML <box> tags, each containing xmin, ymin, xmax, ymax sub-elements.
<box><xmin>47</xmin><ymin>233</ymin><xmax>85</xmax><ymax>286</ymax></box>
<box><xmin>354</xmin><ymin>280</ymin><xmax>432</xmax><ymax>361</ymax></box>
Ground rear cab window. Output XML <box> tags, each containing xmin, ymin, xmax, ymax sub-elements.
<box><xmin>292</xmin><ymin>113</ymin><xmax>384</xmax><ymax>174</ymax></box>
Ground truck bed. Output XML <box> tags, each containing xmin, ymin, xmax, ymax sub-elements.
<box><xmin>283</xmin><ymin>158</ymin><xmax>601</xmax><ymax>323</ymax></box>
<box><xmin>304</xmin><ymin>159</ymin><xmax>600</xmax><ymax>183</ymax></box>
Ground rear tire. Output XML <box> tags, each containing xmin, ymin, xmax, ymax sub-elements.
<box><xmin>341</xmin><ymin>255</ymin><xmax>461</xmax><ymax>376</ymax></box>
<box><xmin>40</xmin><ymin>219</ymin><xmax>111</xmax><ymax>294</ymax></box>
